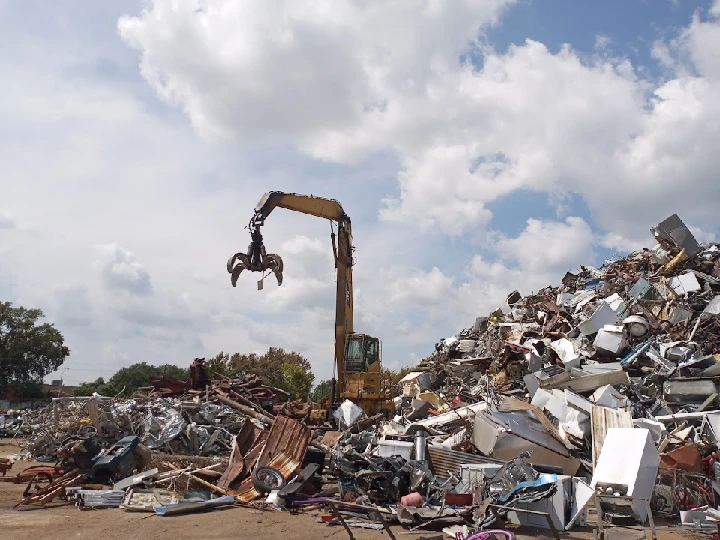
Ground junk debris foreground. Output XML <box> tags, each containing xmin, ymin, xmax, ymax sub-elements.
<box><xmin>2</xmin><ymin>212</ymin><xmax>720</xmax><ymax>539</ymax></box>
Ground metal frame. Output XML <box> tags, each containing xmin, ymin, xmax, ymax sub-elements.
<box><xmin>592</xmin><ymin>493</ymin><xmax>657</xmax><ymax>540</ymax></box>
<box><xmin>326</xmin><ymin>500</ymin><xmax>397</xmax><ymax>540</ymax></box>
<box><xmin>488</xmin><ymin>503</ymin><xmax>560</xmax><ymax>540</ymax></box>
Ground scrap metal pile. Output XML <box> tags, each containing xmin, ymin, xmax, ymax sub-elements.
<box><xmin>387</xmin><ymin>213</ymin><xmax>720</xmax><ymax>532</ymax></box>
<box><xmin>14</xmin><ymin>359</ymin><xmax>316</xmax><ymax>462</ymax></box>
<box><xmin>4</xmin><ymin>213</ymin><xmax>720</xmax><ymax>537</ymax></box>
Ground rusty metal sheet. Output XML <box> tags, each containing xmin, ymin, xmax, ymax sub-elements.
<box><xmin>235</xmin><ymin>452</ymin><xmax>305</xmax><ymax>502</ymax></box>
<box><xmin>233</xmin><ymin>415</ymin><xmax>310</xmax><ymax>502</ymax></box>
<box><xmin>216</xmin><ymin>439</ymin><xmax>244</xmax><ymax>491</ymax></box>
<box><xmin>226</xmin><ymin>440</ymin><xmax>266</xmax><ymax>496</ymax></box>
<box><xmin>257</xmin><ymin>415</ymin><xmax>310</xmax><ymax>464</ymax></box>
<box><xmin>320</xmin><ymin>431</ymin><xmax>343</xmax><ymax>448</ymax></box>
<box><xmin>591</xmin><ymin>405</ymin><xmax>632</xmax><ymax>469</ymax></box>
<box><xmin>659</xmin><ymin>443</ymin><xmax>703</xmax><ymax>473</ymax></box>
<box><xmin>235</xmin><ymin>418</ymin><xmax>266</xmax><ymax>455</ymax></box>
<box><xmin>233</xmin><ymin>472</ymin><xmax>258</xmax><ymax>501</ymax></box>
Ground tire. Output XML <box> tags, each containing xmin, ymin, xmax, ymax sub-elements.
<box><xmin>251</xmin><ymin>466</ymin><xmax>287</xmax><ymax>493</ymax></box>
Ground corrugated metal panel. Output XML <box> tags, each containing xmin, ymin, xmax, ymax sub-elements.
<box><xmin>234</xmin><ymin>415</ymin><xmax>310</xmax><ymax>502</ymax></box>
<box><xmin>258</xmin><ymin>415</ymin><xmax>310</xmax><ymax>464</ymax></box>
<box><xmin>235</xmin><ymin>455</ymin><xmax>304</xmax><ymax>502</ymax></box>
<box><xmin>591</xmin><ymin>405</ymin><xmax>632</xmax><ymax>468</ymax></box>
<box><xmin>427</xmin><ymin>444</ymin><xmax>503</xmax><ymax>478</ymax></box>
<box><xmin>235</xmin><ymin>417</ymin><xmax>266</xmax><ymax>454</ymax></box>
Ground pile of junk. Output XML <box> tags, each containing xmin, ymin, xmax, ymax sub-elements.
<box><xmin>3</xmin><ymin>213</ymin><xmax>720</xmax><ymax>539</ymax></box>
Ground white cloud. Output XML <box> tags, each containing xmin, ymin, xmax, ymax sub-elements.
<box><xmin>689</xmin><ymin>226</ymin><xmax>717</xmax><ymax>245</ymax></box>
<box><xmin>375</xmin><ymin>217</ymin><xmax>597</xmax><ymax>334</ymax></box>
<box><xmin>95</xmin><ymin>243</ymin><xmax>153</xmax><ymax>296</ymax></box>
<box><xmin>264</xmin><ymin>235</ymin><xmax>335</xmax><ymax>311</ymax></box>
<box><xmin>455</xmin><ymin>217</ymin><xmax>596</xmax><ymax>321</ymax></box>
<box><xmin>598</xmin><ymin>233</ymin><xmax>648</xmax><ymax>254</ymax></box>
<box><xmin>387</xmin><ymin>267</ymin><xmax>456</xmax><ymax>308</ymax></box>
<box><xmin>595</xmin><ymin>34</ymin><xmax>611</xmax><ymax>50</ymax></box>
<box><xmin>101</xmin><ymin>344</ymin><xmax>131</xmax><ymax>370</ymax></box>
<box><xmin>651</xmin><ymin>40</ymin><xmax>676</xmax><ymax>71</ymax></box>
<box><xmin>50</xmin><ymin>284</ymin><xmax>94</xmax><ymax>328</ymax></box>
<box><xmin>0</xmin><ymin>3</ymin><xmax>352</xmax><ymax>383</ymax></box>
<box><xmin>118</xmin><ymin>0</ymin><xmax>514</xmax><ymax>147</ymax></box>
<box><xmin>119</xmin><ymin>1</ymin><xmax>720</xmax><ymax>247</ymax></box>
<box><xmin>494</xmin><ymin>217</ymin><xmax>595</xmax><ymax>279</ymax></box>
<box><xmin>0</xmin><ymin>212</ymin><xmax>16</xmax><ymax>229</ymax></box>
<box><xmin>713</xmin><ymin>1</ymin><xmax>720</xmax><ymax>17</ymax></box>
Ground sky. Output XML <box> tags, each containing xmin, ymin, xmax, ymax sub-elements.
<box><xmin>2</xmin><ymin>0</ymin><xmax>720</xmax><ymax>386</ymax></box>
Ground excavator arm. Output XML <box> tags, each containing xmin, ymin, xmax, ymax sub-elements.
<box><xmin>251</xmin><ymin>191</ymin><xmax>350</xmax><ymax>224</ymax></box>
<box><xmin>227</xmin><ymin>191</ymin><xmax>354</xmax><ymax>404</ymax></box>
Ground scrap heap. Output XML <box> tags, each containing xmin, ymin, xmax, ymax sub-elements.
<box><xmin>384</xmin><ymin>213</ymin><xmax>720</xmax><ymax>532</ymax></box>
<box><xmin>3</xmin><ymin>213</ymin><xmax>720</xmax><ymax>537</ymax></box>
<box><xmin>16</xmin><ymin>358</ymin><xmax>310</xmax><ymax>460</ymax></box>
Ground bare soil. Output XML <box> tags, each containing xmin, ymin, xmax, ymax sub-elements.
<box><xmin>0</xmin><ymin>439</ymin><xmax>704</xmax><ymax>540</ymax></box>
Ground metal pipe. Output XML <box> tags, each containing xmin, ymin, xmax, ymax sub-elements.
<box><xmin>414</xmin><ymin>429</ymin><xmax>427</xmax><ymax>461</ymax></box>
<box><xmin>214</xmin><ymin>392</ymin><xmax>274</xmax><ymax>425</ymax></box>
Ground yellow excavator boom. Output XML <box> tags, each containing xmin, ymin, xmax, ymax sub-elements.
<box><xmin>227</xmin><ymin>192</ymin><xmax>354</xmax><ymax>405</ymax></box>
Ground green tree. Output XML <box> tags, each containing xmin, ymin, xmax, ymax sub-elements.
<box><xmin>278</xmin><ymin>362</ymin><xmax>314</xmax><ymax>400</ymax></box>
<box><xmin>0</xmin><ymin>302</ymin><xmax>69</xmax><ymax>400</ymax></box>
<box><xmin>75</xmin><ymin>363</ymin><xmax>190</xmax><ymax>398</ymax></box>
<box><xmin>74</xmin><ymin>377</ymin><xmax>111</xmax><ymax>397</ymax></box>
<box><xmin>205</xmin><ymin>352</ymin><xmax>231</xmax><ymax>379</ymax></box>
<box><xmin>311</xmin><ymin>379</ymin><xmax>333</xmax><ymax>402</ymax></box>
<box><xmin>208</xmin><ymin>347</ymin><xmax>315</xmax><ymax>399</ymax></box>
<box><xmin>380</xmin><ymin>366</ymin><xmax>414</xmax><ymax>392</ymax></box>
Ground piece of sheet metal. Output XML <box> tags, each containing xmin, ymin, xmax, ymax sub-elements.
<box><xmin>427</xmin><ymin>444</ymin><xmax>503</xmax><ymax>479</ymax></box>
<box><xmin>234</xmin><ymin>415</ymin><xmax>310</xmax><ymax>502</ymax></box>
<box><xmin>121</xmin><ymin>488</ymin><xmax>176</xmax><ymax>512</ymax></box>
<box><xmin>155</xmin><ymin>495</ymin><xmax>236</xmax><ymax>516</ymax></box>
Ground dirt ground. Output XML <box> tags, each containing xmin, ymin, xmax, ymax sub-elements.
<box><xmin>0</xmin><ymin>439</ymin><xmax>707</xmax><ymax>540</ymax></box>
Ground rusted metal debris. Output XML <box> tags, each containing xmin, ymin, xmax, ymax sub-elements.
<box><xmin>234</xmin><ymin>415</ymin><xmax>310</xmax><ymax>502</ymax></box>
<box><xmin>14</xmin><ymin>469</ymin><xmax>84</xmax><ymax>507</ymax></box>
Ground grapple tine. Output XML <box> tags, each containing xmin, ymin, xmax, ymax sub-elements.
<box><xmin>227</xmin><ymin>253</ymin><xmax>241</xmax><ymax>274</ymax></box>
<box><xmin>228</xmin><ymin>253</ymin><xmax>252</xmax><ymax>286</ymax></box>
<box><xmin>266</xmin><ymin>254</ymin><xmax>284</xmax><ymax>286</ymax></box>
<box><xmin>230</xmin><ymin>264</ymin><xmax>245</xmax><ymax>287</ymax></box>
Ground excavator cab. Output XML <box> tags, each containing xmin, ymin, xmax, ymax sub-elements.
<box><xmin>310</xmin><ymin>333</ymin><xmax>391</xmax><ymax>424</ymax></box>
<box><xmin>344</xmin><ymin>334</ymin><xmax>379</xmax><ymax>372</ymax></box>
<box><xmin>340</xmin><ymin>333</ymin><xmax>391</xmax><ymax>415</ymax></box>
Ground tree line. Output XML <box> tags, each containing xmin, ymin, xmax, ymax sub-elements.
<box><xmin>77</xmin><ymin>350</ymin><xmax>414</xmax><ymax>401</ymax></box>
<box><xmin>1</xmin><ymin>300</ymin><xmax>414</xmax><ymax>402</ymax></box>
<box><xmin>76</xmin><ymin>347</ymin><xmax>316</xmax><ymax>399</ymax></box>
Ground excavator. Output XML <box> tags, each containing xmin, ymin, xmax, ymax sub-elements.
<box><xmin>227</xmin><ymin>191</ymin><xmax>394</xmax><ymax>420</ymax></box>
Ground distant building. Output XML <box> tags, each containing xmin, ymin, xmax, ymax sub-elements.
<box><xmin>42</xmin><ymin>383</ymin><xmax>78</xmax><ymax>397</ymax></box>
